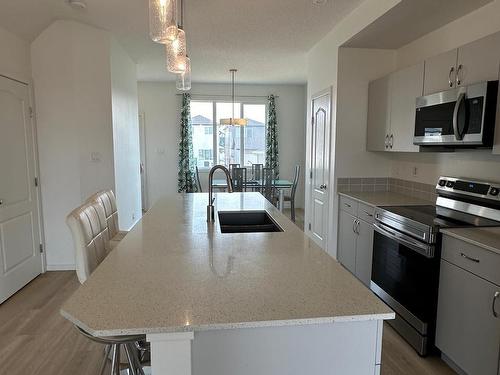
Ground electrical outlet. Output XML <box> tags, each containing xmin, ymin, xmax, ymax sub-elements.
<box><xmin>90</xmin><ymin>152</ymin><xmax>101</xmax><ymax>162</ymax></box>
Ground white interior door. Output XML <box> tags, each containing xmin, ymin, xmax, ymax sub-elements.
<box><xmin>308</xmin><ymin>91</ymin><xmax>331</xmax><ymax>249</ymax></box>
<box><xmin>0</xmin><ymin>76</ymin><xmax>42</xmax><ymax>304</ymax></box>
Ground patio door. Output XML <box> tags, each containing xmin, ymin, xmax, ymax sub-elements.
<box><xmin>0</xmin><ymin>75</ymin><xmax>43</xmax><ymax>304</ymax></box>
<box><xmin>308</xmin><ymin>90</ymin><xmax>331</xmax><ymax>249</ymax></box>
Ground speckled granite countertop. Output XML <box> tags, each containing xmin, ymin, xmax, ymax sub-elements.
<box><xmin>338</xmin><ymin>191</ymin><xmax>433</xmax><ymax>207</ymax></box>
<box><xmin>61</xmin><ymin>193</ymin><xmax>394</xmax><ymax>337</ymax></box>
<box><xmin>441</xmin><ymin>227</ymin><xmax>500</xmax><ymax>256</ymax></box>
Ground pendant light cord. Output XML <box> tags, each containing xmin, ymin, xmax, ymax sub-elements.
<box><xmin>179</xmin><ymin>0</ymin><xmax>184</xmax><ymax>29</ymax></box>
<box><xmin>232</xmin><ymin>70</ymin><xmax>235</xmax><ymax>122</ymax></box>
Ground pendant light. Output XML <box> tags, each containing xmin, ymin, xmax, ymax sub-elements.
<box><xmin>220</xmin><ymin>69</ymin><xmax>247</xmax><ymax>126</ymax></box>
<box><xmin>149</xmin><ymin>0</ymin><xmax>178</xmax><ymax>43</ymax></box>
<box><xmin>176</xmin><ymin>56</ymin><xmax>191</xmax><ymax>91</ymax></box>
<box><xmin>166</xmin><ymin>0</ymin><xmax>187</xmax><ymax>73</ymax></box>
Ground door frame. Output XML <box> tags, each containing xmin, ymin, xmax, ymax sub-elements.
<box><xmin>138</xmin><ymin>111</ymin><xmax>149</xmax><ymax>212</ymax></box>
<box><xmin>305</xmin><ymin>87</ymin><xmax>333</xmax><ymax>252</ymax></box>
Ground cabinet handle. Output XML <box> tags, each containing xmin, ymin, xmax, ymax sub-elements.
<box><xmin>352</xmin><ymin>219</ymin><xmax>357</xmax><ymax>234</ymax></box>
<box><xmin>364</xmin><ymin>211</ymin><xmax>373</xmax><ymax>217</ymax></box>
<box><xmin>385</xmin><ymin>134</ymin><xmax>389</xmax><ymax>149</ymax></box>
<box><xmin>389</xmin><ymin>134</ymin><xmax>394</xmax><ymax>149</ymax></box>
<box><xmin>344</xmin><ymin>203</ymin><xmax>351</xmax><ymax>208</ymax></box>
<box><xmin>448</xmin><ymin>66</ymin><xmax>455</xmax><ymax>87</ymax></box>
<box><xmin>493</xmin><ymin>291</ymin><xmax>499</xmax><ymax>318</ymax></box>
<box><xmin>456</xmin><ymin>64</ymin><xmax>463</xmax><ymax>86</ymax></box>
<box><xmin>460</xmin><ymin>252</ymin><xmax>480</xmax><ymax>263</ymax></box>
<box><xmin>356</xmin><ymin>220</ymin><xmax>360</xmax><ymax>234</ymax></box>
<box><xmin>0</xmin><ymin>199</ymin><xmax>3</xmax><ymax>205</ymax></box>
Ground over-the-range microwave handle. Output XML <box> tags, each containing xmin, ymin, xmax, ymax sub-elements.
<box><xmin>373</xmin><ymin>222</ymin><xmax>435</xmax><ymax>258</ymax></box>
<box><xmin>452</xmin><ymin>92</ymin><xmax>466</xmax><ymax>141</ymax></box>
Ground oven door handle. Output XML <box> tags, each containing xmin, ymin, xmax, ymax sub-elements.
<box><xmin>373</xmin><ymin>222</ymin><xmax>435</xmax><ymax>258</ymax></box>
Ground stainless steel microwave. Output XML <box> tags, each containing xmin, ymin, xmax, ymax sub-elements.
<box><xmin>414</xmin><ymin>81</ymin><xmax>499</xmax><ymax>147</ymax></box>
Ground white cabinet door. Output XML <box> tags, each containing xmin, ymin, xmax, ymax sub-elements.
<box><xmin>366</xmin><ymin>75</ymin><xmax>391</xmax><ymax>152</ymax></box>
<box><xmin>423</xmin><ymin>49</ymin><xmax>458</xmax><ymax>95</ymax></box>
<box><xmin>389</xmin><ymin>62</ymin><xmax>423</xmax><ymax>152</ymax></box>
<box><xmin>436</xmin><ymin>260</ymin><xmax>500</xmax><ymax>375</ymax></box>
<box><xmin>337</xmin><ymin>210</ymin><xmax>356</xmax><ymax>275</ymax></box>
<box><xmin>457</xmin><ymin>31</ymin><xmax>500</xmax><ymax>87</ymax></box>
<box><xmin>355</xmin><ymin>219</ymin><xmax>373</xmax><ymax>287</ymax></box>
<box><xmin>0</xmin><ymin>76</ymin><xmax>42</xmax><ymax>304</ymax></box>
<box><xmin>389</xmin><ymin>63</ymin><xmax>424</xmax><ymax>152</ymax></box>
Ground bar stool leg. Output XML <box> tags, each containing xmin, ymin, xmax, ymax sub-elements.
<box><xmin>128</xmin><ymin>343</ymin><xmax>146</xmax><ymax>375</ymax></box>
<box><xmin>111</xmin><ymin>344</ymin><xmax>121</xmax><ymax>375</ymax></box>
<box><xmin>98</xmin><ymin>345</ymin><xmax>111</xmax><ymax>375</ymax></box>
<box><xmin>124</xmin><ymin>344</ymin><xmax>138</xmax><ymax>375</ymax></box>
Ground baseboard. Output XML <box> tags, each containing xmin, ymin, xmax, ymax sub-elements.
<box><xmin>46</xmin><ymin>263</ymin><xmax>75</xmax><ymax>271</ymax></box>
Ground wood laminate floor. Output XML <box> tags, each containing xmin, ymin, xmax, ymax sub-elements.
<box><xmin>0</xmin><ymin>271</ymin><xmax>456</xmax><ymax>375</ymax></box>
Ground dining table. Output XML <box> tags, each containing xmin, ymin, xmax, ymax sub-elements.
<box><xmin>211</xmin><ymin>179</ymin><xmax>293</xmax><ymax>212</ymax></box>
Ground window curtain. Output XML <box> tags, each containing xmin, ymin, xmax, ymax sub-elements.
<box><xmin>178</xmin><ymin>93</ymin><xmax>197</xmax><ymax>193</ymax></box>
<box><xmin>265</xmin><ymin>94</ymin><xmax>279</xmax><ymax>176</ymax></box>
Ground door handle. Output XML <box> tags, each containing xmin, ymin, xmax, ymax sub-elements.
<box><xmin>493</xmin><ymin>291</ymin><xmax>499</xmax><ymax>318</ymax></box>
<box><xmin>448</xmin><ymin>66</ymin><xmax>455</xmax><ymax>87</ymax></box>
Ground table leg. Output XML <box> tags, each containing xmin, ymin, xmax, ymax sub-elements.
<box><xmin>279</xmin><ymin>190</ymin><xmax>284</xmax><ymax>212</ymax></box>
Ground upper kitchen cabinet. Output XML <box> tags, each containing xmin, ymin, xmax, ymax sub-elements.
<box><xmin>389</xmin><ymin>62</ymin><xmax>423</xmax><ymax>152</ymax></box>
<box><xmin>367</xmin><ymin>63</ymin><xmax>423</xmax><ymax>153</ymax></box>
<box><xmin>424</xmin><ymin>31</ymin><xmax>500</xmax><ymax>95</ymax></box>
<box><xmin>456</xmin><ymin>32</ymin><xmax>500</xmax><ymax>87</ymax></box>
<box><xmin>366</xmin><ymin>75</ymin><xmax>391</xmax><ymax>152</ymax></box>
<box><xmin>423</xmin><ymin>49</ymin><xmax>458</xmax><ymax>95</ymax></box>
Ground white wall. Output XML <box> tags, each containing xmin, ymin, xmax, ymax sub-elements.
<box><xmin>31</xmin><ymin>20</ymin><xmax>115</xmax><ymax>270</ymax></box>
<box><xmin>305</xmin><ymin>0</ymin><xmax>401</xmax><ymax>256</ymax></box>
<box><xmin>110</xmin><ymin>39</ymin><xmax>142</xmax><ymax>230</ymax></box>
<box><xmin>390</xmin><ymin>0</ymin><xmax>500</xmax><ymax>185</ymax></box>
<box><xmin>138</xmin><ymin>82</ymin><xmax>307</xmax><ymax>209</ymax></box>
<box><xmin>0</xmin><ymin>26</ymin><xmax>31</xmax><ymax>83</ymax></box>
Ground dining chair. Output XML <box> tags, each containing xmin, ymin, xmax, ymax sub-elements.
<box><xmin>66</xmin><ymin>202</ymin><xmax>148</xmax><ymax>375</ymax></box>
<box><xmin>262</xmin><ymin>168</ymin><xmax>278</xmax><ymax>206</ymax></box>
<box><xmin>229</xmin><ymin>163</ymin><xmax>240</xmax><ymax>179</ymax></box>
<box><xmin>251</xmin><ymin>164</ymin><xmax>263</xmax><ymax>181</ymax></box>
<box><xmin>195</xmin><ymin>166</ymin><xmax>203</xmax><ymax>192</ymax></box>
<box><xmin>284</xmin><ymin>165</ymin><xmax>301</xmax><ymax>222</ymax></box>
<box><xmin>87</xmin><ymin>190</ymin><xmax>128</xmax><ymax>249</ymax></box>
<box><xmin>232</xmin><ymin>167</ymin><xmax>247</xmax><ymax>192</ymax></box>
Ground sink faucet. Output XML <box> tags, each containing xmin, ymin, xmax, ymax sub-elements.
<box><xmin>207</xmin><ymin>165</ymin><xmax>234</xmax><ymax>222</ymax></box>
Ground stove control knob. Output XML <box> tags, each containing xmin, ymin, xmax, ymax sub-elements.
<box><xmin>446</xmin><ymin>181</ymin><xmax>455</xmax><ymax>188</ymax></box>
<box><xmin>490</xmin><ymin>187</ymin><xmax>499</xmax><ymax>196</ymax></box>
<box><xmin>438</xmin><ymin>179</ymin><xmax>447</xmax><ymax>187</ymax></box>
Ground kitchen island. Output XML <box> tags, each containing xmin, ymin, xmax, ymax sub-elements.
<box><xmin>61</xmin><ymin>193</ymin><xmax>394</xmax><ymax>375</ymax></box>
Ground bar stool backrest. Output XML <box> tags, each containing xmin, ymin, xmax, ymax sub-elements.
<box><xmin>290</xmin><ymin>165</ymin><xmax>300</xmax><ymax>200</ymax></box>
<box><xmin>232</xmin><ymin>167</ymin><xmax>247</xmax><ymax>192</ymax></box>
<box><xmin>195</xmin><ymin>166</ymin><xmax>203</xmax><ymax>192</ymax></box>
<box><xmin>87</xmin><ymin>190</ymin><xmax>120</xmax><ymax>241</ymax></box>
<box><xmin>66</xmin><ymin>202</ymin><xmax>109</xmax><ymax>284</ymax></box>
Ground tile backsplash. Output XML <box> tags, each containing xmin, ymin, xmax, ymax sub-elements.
<box><xmin>337</xmin><ymin>177</ymin><xmax>437</xmax><ymax>202</ymax></box>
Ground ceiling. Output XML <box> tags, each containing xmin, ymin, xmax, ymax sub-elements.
<box><xmin>0</xmin><ymin>0</ymin><xmax>365</xmax><ymax>83</ymax></box>
<box><xmin>344</xmin><ymin>0</ymin><xmax>493</xmax><ymax>49</ymax></box>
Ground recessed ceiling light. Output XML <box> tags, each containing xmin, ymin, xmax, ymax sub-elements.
<box><xmin>312</xmin><ymin>0</ymin><xmax>327</xmax><ymax>5</ymax></box>
<box><xmin>66</xmin><ymin>0</ymin><xmax>87</xmax><ymax>9</ymax></box>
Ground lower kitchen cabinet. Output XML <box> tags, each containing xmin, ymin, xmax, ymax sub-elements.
<box><xmin>436</xmin><ymin>235</ymin><xmax>500</xmax><ymax>375</ymax></box>
<box><xmin>337</xmin><ymin>196</ymin><xmax>374</xmax><ymax>287</ymax></box>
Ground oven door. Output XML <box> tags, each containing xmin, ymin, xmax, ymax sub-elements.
<box><xmin>371</xmin><ymin>222</ymin><xmax>440</xmax><ymax>335</ymax></box>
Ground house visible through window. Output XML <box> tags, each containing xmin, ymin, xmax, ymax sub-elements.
<box><xmin>191</xmin><ymin>100</ymin><xmax>267</xmax><ymax>169</ymax></box>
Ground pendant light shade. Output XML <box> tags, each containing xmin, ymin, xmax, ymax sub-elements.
<box><xmin>176</xmin><ymin>56</ymin><xmax>191</xmax><ymax>91</ymax></box>
<box><xmin>166</xmin><ymin>28</ymin><xmax>187</xmax><ymax>73</ymax></box>
<box><xmin>149</xmin><ymin>0</ymin><xmax>178</xmax><ymax>43</ymax></box>
<box><xmin>220</xmin><ymin>69</ymin><xmax>247</xmax><ymax>126</ymax></box>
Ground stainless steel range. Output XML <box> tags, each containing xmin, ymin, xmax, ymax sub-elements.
<box><xmin>370</xmin><ymin>176</ymin><xmax>500</xmax><ymax>356</ymax></box>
